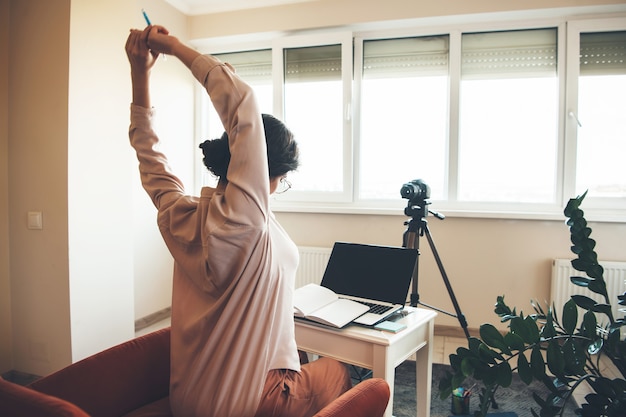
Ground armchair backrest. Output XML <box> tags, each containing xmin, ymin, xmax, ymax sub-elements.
<box><xmin>29</xmin><ymin>327</ymin><xmax>171</xmax><ymax>417</ymax></box>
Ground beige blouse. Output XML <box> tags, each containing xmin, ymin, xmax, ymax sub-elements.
<box><xmin>128</xmin><ymin>54</ymin><xmax>300</xmax><ymax>417</ymax></box>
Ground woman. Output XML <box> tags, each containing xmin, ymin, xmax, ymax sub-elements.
<box><xmin>125</xmin><ymin>26</ymin><xmax>351</xmax><ymax>417</ymax></box>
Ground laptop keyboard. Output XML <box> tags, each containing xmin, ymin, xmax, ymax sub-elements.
<box><xmin>355</xmin><ymin>300</ymin><xmax>393</xmax><ymax>315</ymax></box>
<box><xmin>338</xmin><ymin>297</ymin><xmax>394</xmax><ymax>315</ymax></box>
<box><xmin>363</xmin><ymin>302</ymin><xmax>393</xmax><ymax>314</ymax></box>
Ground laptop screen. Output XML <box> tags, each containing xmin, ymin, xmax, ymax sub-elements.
<box><xmin>320</xmin><ymin>242</ymin><xmax>418</xmax><ymax>305</ymax></box>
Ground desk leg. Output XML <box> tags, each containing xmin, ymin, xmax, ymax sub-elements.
<box><xmin>415</xmin><ymin>319</ymin><xmax>434</xmax><ymax>417</ymax></box>
<box><xmin>371</xmin><ymin>346</ymin><xmax>394</xmax><ymax>417</ymax></box>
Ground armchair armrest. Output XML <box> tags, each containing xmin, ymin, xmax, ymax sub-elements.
<box><xmin>313</xmin><ymin>378</ymin><xmax>390</xmax><ymax>417</ymax></box>
<box><xmin>29</xmin><ymin>327</ymin><xmax>171</xmax><ymax>417</ymax></box>
<box><xmin>0</xmin><ymin>376</ymin><xmax>89</xmax><ymax>417</ymax></box>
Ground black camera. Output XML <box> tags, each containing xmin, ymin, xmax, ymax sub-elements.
<box><xmin>400</xmin><ymin>179</ymin><xmax>431</xmax><ymax>202</ymax></box>
<box><xmin>401</xmin><ymin>179</ymin><xmax>431</xmax><ymax>218</ymax></box>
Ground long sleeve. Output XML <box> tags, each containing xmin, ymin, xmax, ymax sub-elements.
<box><xmin>190</xmin><ymin>55</ymin><xmax>269</xmax><ymax>227</ymax></box>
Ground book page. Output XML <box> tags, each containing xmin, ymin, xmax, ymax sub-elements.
<box><xmin>307</xmin><ymin>298</ymin><xmax>370</xmax><ymax>328</ymax></box>
<box><xmin>293</xmin><ymin>284</ymin><xmax>338</xmax><ymax>317</ymax></box>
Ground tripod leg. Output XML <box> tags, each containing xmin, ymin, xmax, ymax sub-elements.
<box><xmin>423</xmin><ymin>224</ymin><xmax>470</xmax><ymax>339</ymax></box>
<box><xmin>403</xmin><ymin>229</ymin><xmax>420</xmax><ymax>307</ymax></box>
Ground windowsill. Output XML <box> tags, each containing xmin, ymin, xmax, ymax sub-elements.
<box><xmin>271</xmin><ymin>201</ymin><xmax>626</xmax><ymax>223</ymax></box>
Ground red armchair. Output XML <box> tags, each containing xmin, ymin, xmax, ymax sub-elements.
<box><xmin>0</xmin><ymin>327</ymin><xmax>390</xmax><ymax>417</ymax></box>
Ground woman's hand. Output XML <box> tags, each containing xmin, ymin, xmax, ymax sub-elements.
<box><xmin>125</xmin><ymin>27</ymin><xmax>159</xmax><ymax>74</ymax></box>
<box><xmin>126</xmin><ymin>26</ymin><xmax>165</xmax><ymax>108</ymax></box>
<box><xmin>145</xmin><ymin>25</ymin><xmax>178</xmax><ymax>55</ymax></box>
<box><xmin>146</xmin><ymin>25</ymin><xmax>201</xmax><ymax>71</ymax></box>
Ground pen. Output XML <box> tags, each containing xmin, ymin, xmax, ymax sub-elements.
<box><xmin>142</xmin><ymin>9</ymin><xmax>152</xmax><ymax>26</ymax></box>
<box><xmin>141</xmin><ymin>9</ymin><xmax>166</xmax><ymax>60</ymax></box>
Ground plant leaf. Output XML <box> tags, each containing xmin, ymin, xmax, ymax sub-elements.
<box><xmin>494</xmin><ymin>295</ymin><xmax>513</xmax><ymax>317</ymax></box>
<box><xmin>480</xmin><ymin>365</ymin><xmax>499</xmax><ymax>385</ymax></box>
<box><xmin>590</xmin><ymin>303</ymin><xmax>612</xmax><ymax>317</ymax></box>
<box><xmin>541</xmin><ymin>309</ymin><xmax>556</xmax><ymax>339</ymax></box>
<box><xmin>581</xmin><ymin>310</ymin><xmax>597</xmax><ymax>339</ymax></box>
<box><xmin>546</xmin><ymin>340</ymin><xmax>565</xmax><ymax>378</ymax></box>
<box><xmin>561</xmin><ymin>338</ymin><xmax>585</xmax><ymax>375</ymax></box>
<box><xmin>460</xmin><ymin>356</ymin><xmax>475</xmax><ymax>377</ymax></box>
<box><xmin>562</xmin><ymin>298</ymin><xmax>578</xmax><ymax>334</ymax></box>
<box><xmin>530</xmin><ymin>345</ymin><xmax>546</xmax><ymax>379</ymax></box>
<box><xmin>479</xmin><ymin>323</ymin><xmax>511</xmax><ymax>355</ymax></box>
<box><xmin>524</xmin><ymin>316</ymin><xmax>540</xmax><ymax>344</ymax></box>
<box><xmin>467</xmin><ymin>337</ymin><xmax>482</xmax><ymax>354</ymax></box>
<box><xmin>449</xmin><ymin>353</ymin><xmax>462</xmax><ymax>372</ymax></box>
<box><xmin>510</xmin><ymin>316</ymin><xmax>532</xmax><ymax>343</ymax></box>
<box><xmin>618</xmin><ymin>292</ymin><xmax>626</xmax><ymax>306</ymax></box>
<box><xmin>564</xmin><ymin>191</ymin><xmax>586</xmax><ymax>216</ymax></box>
<box><xmin>607</xmin><ymin>326</ymin><xmax>621</xmax><ymax>352</ymax></box>
<box><xmin>571</xmin><ymin>294</ymin><xmax>597</xmax><ymax>311</ymax></box>
<box><xmin>517</xmin><ymin>352</ymin><xmax>533</xmax><ymax>385</ymax></box>
<box><xmin>570</xmin><ymin>275</ymin><xmax>592</xmax><ymax>287</ymax></box>
<box><xmin>588</xmin><ymin>277</ymin><xmax>607</xmax><ymax>296</ymax></box>
<box><xmin>504</xmin><ymin>332</ymin><xmax>525</xmax><ymax>351</ymax></box>
<box><xmin>478</xmin><ymin>343</ymin><xmax>501</xmax><ymax>364</ymax></box>
<box><xmin>586</xmin><ymin>264</ymin><xmax>605</xmax><ymax>281</ymax></box>
<box><xmin>495</xmin><ymin>361</ymin><xmax>513</xmax><ymax>387</ymax></box>
<box><xmin>588</xmin><ymin>377</ymin><xmax>615</xmax><ymax>402</ymax></box>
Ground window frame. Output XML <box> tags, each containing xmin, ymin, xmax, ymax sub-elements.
<box><xmin>193</xmin><ymin>14</ymin><xmax>626</xmax><ymax>222</ymax></box>
<box><xmin>564</xmin><ymin>17</ymin><xmax>626</xmax><ymax>217</ymax></box>
<box><xmin>271</xmin><ymin>32</ymin><xmax>355</xmax><ymax>204</ymax></box>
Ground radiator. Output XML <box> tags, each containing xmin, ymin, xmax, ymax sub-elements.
<box><xmin>551</xmin><ymin>259</ymin><xmax>626</xmax><ymax>327</ymax></box>
<box><xmin>296</xmin><ymin>246</ymin><xmax>332</xmax><ymax>288</ymax></box>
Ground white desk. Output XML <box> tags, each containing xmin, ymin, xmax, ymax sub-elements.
<box><xmin>294</xmin><ymin>307</ymin><xmax>437</xmax><ymax>417</ymax></box>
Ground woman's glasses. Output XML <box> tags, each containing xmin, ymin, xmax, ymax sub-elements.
<box><xmin>276</xmin><ymin>177</ymin><xmax>292</xmax><ymax>194</ymax></box>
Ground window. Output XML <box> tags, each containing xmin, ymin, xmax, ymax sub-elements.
<box><xmin>457</xmin><ymin>29</ymin><xmax>559</xmax><ymax>204</ymax></box>
<box><xmin>283</xmin><ymin>44</ymin><xmax>344</xmax><ymax>194</ymax></box>
<box><xmin>358</xmin><ymin>36</ymin><xmax>449</xmax><ymax>201</ymax></box>
<box><xmin>199</xmin><ymin>15</ymin><xmax>626</xmax><ymax>220</ymax></box>
<box><xmin>272</xmin><ymin>33</ymin><xmax>354</xmax><ymax>203</ymax></box>
<box><xmin>572</xmin><ymin>28</ymin><xmax>626</xmax><ymax>202</ymax></box>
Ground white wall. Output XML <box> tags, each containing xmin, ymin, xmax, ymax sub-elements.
<box><xmin>67</xmin><ymin>0</ymin><xmax>193</xmax><ymax>362</ymax></box>
<box><xmin>2</xmin><ymin>0</ymin><xmax>192</xmax><ymax>375</ymax></box>
<box><xmin>6</xmin><ymin>0</ymin><xmax>73</xmax><ymax>376</ymax></box>
<box><xmin>67</xmin><ymin>0</ymin><xmax>135</xmax><ymax>364</ymax></box>
<box><xmin>132</xmin><ymin>7</ymin><xmax>196</xmax><ymax>319</ymax></box>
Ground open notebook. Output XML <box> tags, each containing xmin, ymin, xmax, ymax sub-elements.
<box><xmin>294</xmin><ymin>242</ymin><xmax>417</xmax><ymax>328</ymax></box>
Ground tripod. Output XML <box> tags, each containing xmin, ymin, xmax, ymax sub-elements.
<box><xmin>402</xmin><ymin>199</ymin><xmax>470</xmax><ymax>340</ymax></box>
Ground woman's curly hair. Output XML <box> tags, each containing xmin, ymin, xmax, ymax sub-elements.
<box><xmin>199</xmin><ymin>114</ymin><xmax>299</xmax><ymax>179</ymax></box>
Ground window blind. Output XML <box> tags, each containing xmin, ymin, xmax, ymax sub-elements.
<box><xmin>580</xmin><ymin>31</ymin><xmax>626</xmax><ymax>76</ymax></box>
<box><xmin>362</xmin><ymin>36</ymin><xmax>449</xmax><ymax>79</ymax></box>
<box><xmin>284</xmin><ymin>44</ymin><xmax>342</xmax><ymax>82</ymax></box>
<box><xmin>214</xmin><ymin>49</ymin><xmax>272</xmax><ymax>83</ymax></box>
<box><xmin>461</xmin><ymin>28</ymin><xmax>557</xmax><ymax>79</ymax></box>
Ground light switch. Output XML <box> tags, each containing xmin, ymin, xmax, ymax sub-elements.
<box><xmin>27</xmin><ymin>211</ymin><xmax>43</xmax><ymax>230</ymax></box>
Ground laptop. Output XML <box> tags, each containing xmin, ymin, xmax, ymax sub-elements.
<box><xmin>319</xmin><ymin>242</ymin><xmax>417</xmax><ymax>326</ymax></box>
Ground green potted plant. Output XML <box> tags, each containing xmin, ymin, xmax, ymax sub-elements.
<box><xmin>440</xmin><ymin>191</ymin><xmax>626</xmax><ymax>416</ymax></box>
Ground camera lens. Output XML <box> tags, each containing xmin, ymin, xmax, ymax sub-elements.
<box><xmin>400</xmin><ymin>183</ymin><xmax>418</xmax><ymax>199</ymax></box>
<box><xmin>400</xmin><ymin>179</ymin><xmax>431</xmax><ymax>201</ymax></box>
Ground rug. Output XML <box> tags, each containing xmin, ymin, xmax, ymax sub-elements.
<box><xmin>351</xmin><ymin>361</ymin><xmax>579</xmax><ymax>417</ymax></box>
